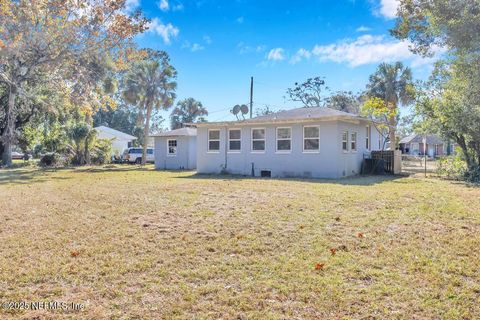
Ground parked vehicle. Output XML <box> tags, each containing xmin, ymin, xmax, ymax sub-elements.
<box><xmin>122</xmin><ymin>147</ymin><xmax>154</xmax><ymax>164</ymax></box>
<box><xmin>12</xmin><ymin>151</ymin><xmax>30</xmax><ymax>160</ymax></box>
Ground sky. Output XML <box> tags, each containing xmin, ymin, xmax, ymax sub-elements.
<box><xmin>128</xmin><ymin>0</ymin><xmax>442</xmax><ymax>126</ymax></box>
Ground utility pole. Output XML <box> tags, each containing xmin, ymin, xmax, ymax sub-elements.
<box><xmin>249</xmin><ymin>76</ymin><xmax>253</xmax><ymax>119</ymax></box>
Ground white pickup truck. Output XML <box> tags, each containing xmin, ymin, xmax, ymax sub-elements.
<box><xmin>122</xmin><ymin>147</ymin><xmax>155</xmax><ymax>164</ymax></box>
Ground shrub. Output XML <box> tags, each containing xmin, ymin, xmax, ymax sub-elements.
<box><xmin>464</xmin><ymin>166</ymin><xmax>480</xmax><ymax>183</ymax></box>
<box><xmin>436</xmin><ymin>155</ymin><xmax>467</xmax><ymax>180</ymax></box>
<box><xmin>40</xmin><ymin>153</ymin><xmax>61</xmax><ymax>167</ymax></box>
<box><xmin>91</xmin><ymin>138</ymin><xmax>112</xmax><ymax>165</ymax></box>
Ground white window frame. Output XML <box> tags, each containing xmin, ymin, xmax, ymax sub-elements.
<box><xmin>303</xmin><ymin>125</ymin><xmax>320</xmax><ymax>153</ymax></box>
<box><xmin>342</xmin><ymin>131</ymin><xmax>349</xmax><ymax>152</ymax></box>
<box><xmin>276</xmin><ymin>127</ymin><xmax>292</xmax><ymax>153</ymax></box>
<box><xmin>366</xmin><ymin>125</ymin><xmax>371</xmax><ymax>150</ymax></box>
<box><xmin>167</xmin><ymin>139</ymin><xmax>177</xmax><ymax>156</ymax></box>
<box><xmin>228</xmin><ymin>129</ymin><xmax>242</xmax><ymax>153</ymax></box>
<box><xmin>207</xmin><ymin>129</ymin><xmax>220</xmax><ymax>153</ymax></box>
<box><xmin>251</xmin><ymin>128</ymin><xmax>266</xmax><ymax>153</ymax></box>
<box><xmin>351</xmin><ymin>132</ymin><xmax>357</xmax><ymax>152</ymax></box>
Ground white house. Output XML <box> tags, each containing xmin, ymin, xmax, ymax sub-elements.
<box><xmin>151</xmin><ymin>127</ymin><xmax>197</xmax><ymax>170</ymax></box>
<box><xmin>94</xmin><ymin>126</ymin><xmax>137</xmax><ymax>157</ymax></box>
<box><xmin>193</xmin><ymin>107</ymin><xmax>384</xmax><ymax>178</ymax></box>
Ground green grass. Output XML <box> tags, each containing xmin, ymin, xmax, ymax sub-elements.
<box><xmin>0</xmin><ymin>166</ymin><xmax>479</xmax><ymax>319</ymax></box>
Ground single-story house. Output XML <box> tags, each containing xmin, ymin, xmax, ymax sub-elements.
<box><xmin>399</xmin><ymin>134</ymin><xmax>455</xmax><ymax>157</ymax></box>
<box><xmin>193</xmin><ymin>107</ymin><xmax>385</xmax><ymax>179</ymax></box>
<box><xmin>151</xmin><ymin>127</ymin><xmax>197</xmax><ymax>170</ymax></box>
<box><xmin>94</xmin><ymin>126</ymin><xmax>137</xmax><ymax>157</ymax></box>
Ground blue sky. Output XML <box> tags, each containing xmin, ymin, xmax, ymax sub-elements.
<box><xmin>129</xmin><ymin>0</ymin><xmax>441</xmax><ymax>126</ymax></box>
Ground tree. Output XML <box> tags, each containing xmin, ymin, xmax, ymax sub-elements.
<box><xmin>414</xmin><ymin>57</ymin><xmax>480</xmax><ymax>171</ymax></box>
<box><xmin>392</xmin><ymin>0</ymin><xmax>480</xmax><ymax>57</ymax></box>
<box><xmin>361</xmin><ymin>97</ymin><xmax>395</xmax><ymax>150</ymax></box>
<box><xmin>255</xmin><ymin>105</ymin><xmax>278</xmax><ymax>117</ymax></box>
<box><xmin>326</xmin><ymin>91</ymin><xmax>361</xmax><ymax>114</ymax></box>
<box><xmin>365</xmin><ymin>62</ymin><xmax>415</xmax><ymax>149</ymax></box>
<box><xmin>0</xmin><ymin>0</ymin><xmax>147</xmax><ymax>166</ymax></box>
<box><xmin>122</xmin><ymin>51</ymin><xmax>177</xmax><ymax>165</ymax></box>
<box><xmin>170</xmin><ymin>98</ymin><xmax>208</xmax><ymax>130</ymax></box>
<box><xmin>286</xmin><ymin>76</ymin><xmax>330</xmax><ymax>107</ymax></box>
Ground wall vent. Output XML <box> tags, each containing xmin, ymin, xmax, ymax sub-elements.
<box><xmin>260</xmin><ymin>170</ymin><xmax>272</xmax><ymax>178</ymax></box>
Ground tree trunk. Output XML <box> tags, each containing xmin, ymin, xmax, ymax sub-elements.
<box><xmin>1</xmin><ymin>86</ymin><xmax>17</xmax><ymax>167</ymax></box>
<box><xmin>456</xmin><ymin>135</ymin><xmax>475</xmax><ymax>171</ymax></box>
<box><xmin>142</xmin><ymin>104</ymin><xmax>153</xmax><ymax>166</ymax></box>
<box><xmin>388</xmin><ymin>114</ymin><xmax>396</xmax><ymax>151</ymax></box>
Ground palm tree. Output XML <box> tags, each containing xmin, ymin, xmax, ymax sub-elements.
<box><xmin>122</xmin><ymin>51</ymin><xmax>177</xmax><ymax>165</ymax></box>
<box><xmin>170</xmin><ymin>98</ymin><xmax>208</xmax><ymax>129</ymax></box>
<box><xmin>366</xmin><ymin>62</ymin><xmax>414</xmax><ymax>148</ymax></box>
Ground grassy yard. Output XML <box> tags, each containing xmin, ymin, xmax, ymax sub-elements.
<box><xmin>0</xmin><ymin>166</ymin><xmax>479</xmax><ymax>319</ymax></box>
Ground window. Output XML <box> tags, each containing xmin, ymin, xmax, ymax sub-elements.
<box><xmin>366</xmin><ymin>126</ymin><xmax>371</xmax><ymax>150</ymax></box>
<box><xmin>228</xmin><ymin>129</ymin><xmax>241</xmax><ymax>151</ymax></box>
<box><xmin>276</xmin><ymin>127</ymin><xmax>291</xmax><ymax>152</ymax></box>
<box><xmin>208</xmin><ymin>129</ymin><xmax>220</xmax><ymax>152</ymax></box>
<box><xmin>167</xmin><ymin>140</ymin><xmax>177</xmax><ymax>155</ymax></box>
<box><xmin>252</xmin><ymin>128</ymin><xmax>266</xmax><ymax>151</ymax></box>
<box><xmin>351</xmin><ymin>132</ymin><xmax>357</xmax><ymax>151</ymax></box>
<box><xmin>303</xmin><ymin>126</ymin><xmax>320</xmax><ymax>152</ymax></box>
<box><xmin>147</xmin><ymin>148</ymin><xmax>154</xmax><ymax>155</ymax></box>
<box><xmin>342</xmin><ymin>131</ymin><xmax>349</xmax><ymax>151</ymax></box>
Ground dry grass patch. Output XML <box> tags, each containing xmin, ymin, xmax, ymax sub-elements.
<box><xmin>0</xmin><ymin>166</ymin><xmax>479</xmax><ymax>319</ymax></box>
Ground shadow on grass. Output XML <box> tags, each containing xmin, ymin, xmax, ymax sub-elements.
<box><xmin>172</xmin><ymin>172</ymin><xmax>407</xmax><ymax>186</ymax></box>
<box><xmin>0</xmin><ymin>167</ymin><xmax>72</xmax><ymax>185</ymax></box>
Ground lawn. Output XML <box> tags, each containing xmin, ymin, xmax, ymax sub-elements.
<box><xmin>0</xmin><ymin>166</ymin><xmax>479</xmax><ymax>319</ymax></box>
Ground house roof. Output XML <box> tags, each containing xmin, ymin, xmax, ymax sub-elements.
<box><xmin>399</xmin><ymin>134</ymin><xmax>445</xmax><ymax>145</ymax></box>
<box><xmin>150</xmin><ymin>127</ymin><xmax>197</xmax><ymax>137</ymax></box>
<box><xmin>94</xmin><ymin>126</ymin><xmax>137</xmax><ymax>140</ymax></box>
<box><xmin>192</xmin><ymin>107</ymin><xmax>368</xmax><ymax>127</ymax></box>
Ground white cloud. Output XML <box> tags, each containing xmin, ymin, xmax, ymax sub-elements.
<box><xmin>125</xmin><ymin>0</ymin><xmax>140</xmax><ymax>12</ymax></box>
<box><xmin>203</xmin><ymin>35</ymin><xmax>212</xmax><ymax>44</ymax></box>
<box><xmin>377</xmin><ymin>0</ymin><xmax>399</xmax><ymax>19</ymax></box>
<box><xmin>356</xmin><ymin>25</ymin><xmax>371</xmax><ymax>32</ymax></box>
<box><xmin>290</xmin><ymin>48</ymin><xmax>311</xmax><ymax>64</ymax></box>
<box><xmin>299</xmin><ymin>34</ymin><xmax>445</xmax><ymax>67</ymax></box>
<box><xmin>191</xmin><ymin>43</ymin><xmax>205</xmax><ymax>52</ymax></box>
<box><xmin>172</xmin><ymin>2</ymin><xmax>184</xmax><ymax>11</ymax></box>
<box><xmin>147</xmin><ymin>18</ymin><xmax>179</xmax><ymax>44</ymax></box>
<box><xmin>158</xmin><ymin>0</ymin><xmax>169</xmax><ymax>11</ymax></box>
<box><xmin>236</xmin><ymin>16</ymin><xmax>244</xmax><ymax>24</ymax></box>
<box><xmin>267</xmin><ymin>48</ymin><xmax>285</xmax><ymax>61</ymax></box>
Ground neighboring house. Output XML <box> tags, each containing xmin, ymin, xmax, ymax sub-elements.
<box><xmin>151</xmin><ymin>127</ymin><xmax>197</xmax><ymax>170</ymax></box>
<box><xmin>399</xmin><ymin>134</ymin><xmax>455</xmax><ymax>157</ymax></box>
<box><xmin>193</xmin><ymin>107</ymin><xmax>385</xmax><ymax>179</ymax></box>
<box><xmin>94</xmin><ymin>126</ymin><xmax>137</xmax><ymax>157</ymax></box>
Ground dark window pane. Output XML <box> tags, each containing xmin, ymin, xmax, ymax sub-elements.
<box><xmin>209</xmin><ymin>141</ymin><xmax>220</xmax><ymax>151</ymax></box>
<box><xmin>252</xmin><ymin>129</ymin><xmax>265</xmax><ymax>139</ymax></box>
<box><xmin>209</xmin><ymin>130</ymin><xmax>220</xmax><ymax>140</ymax></box>
<box><xmin>277</xmin><ymin>128</ymin><xmax>291</xmax><ymax>139</ymax></box>
<box><xmin>304</xmin><ymin>127</ymin><xmax>319</xmax><ymax>138</ymax></box>
<box><xmin>252</xmin><ymin>140</ymin><xmax>265</xmax><ymax>151</ymax></box>
<box><xmin>304</xmin><ymin>138</ymin><xmax>319</xmax><ymax>150</ymax></box>
<box><xmin>229</xmin><ymin>140</ymin><xmax>241</xmax><ymax>150</ymax></box>
<box><xmin>229</xmin><ymin>130</ymin><xmax>241</xmax><ymax>140</ymax></box>
<box><xmin>277</xmin><ymin>140</ymin><xmax>291</xmax><ymax>151</ymax></box>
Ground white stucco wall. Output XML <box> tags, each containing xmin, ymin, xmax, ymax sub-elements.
<box><xmin>196</xmin><ymin>120</ymin><xmax>383</xmax><ymax>179</ymax></box>
<box><xmin>154</xmin><ymin>136</ymin><xmax>196</xmax><ymax>170</ymax></box>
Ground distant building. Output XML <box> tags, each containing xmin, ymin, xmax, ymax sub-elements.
<box><xmin>151</xmin><ymin>127</ymin><xmax>197</xmax><ymax>170</ymax></box>
<box><xmin>94</xmin><ymin>126</ymin><xmax>137</xmax><ymax>157</ymax></box>
<box><xmin>399</xmin><ymin>134</ymin><xmax>455</xmax><ymax>157</ymax></box>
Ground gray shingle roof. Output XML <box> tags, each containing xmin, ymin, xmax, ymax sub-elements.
<box><xmin>194</xmin><ymin>107</ymin><xmax>363</xmax><ymax>126</ymax></box>
<box><xmin>150</xmin><ymin>127</ymin><xmax>197</xmax><ymax>137</ymax></box>
<box><xmin>399</xmin><ymin>134</ymin><xmax>445</xmax><ymax>145</ymax></box>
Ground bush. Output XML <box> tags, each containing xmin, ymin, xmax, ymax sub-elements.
<box><xmin>464</xmin><ymin>166</ymin><xmax>480</xmax><ymax>183</ymax></box>
<box><xmin>90</xmin><ymin>138</ymin><xmax>112</xmax><ymax>165</ymax></box>
<box><xmin>436</xmin><ymin>155</ymin><xmax>467</xmax><ymax>180</ymax></box>
<box><xmin>40</xmin><ymin>153</ymin><xmax>61</xmax><ymax>167</ymax></box>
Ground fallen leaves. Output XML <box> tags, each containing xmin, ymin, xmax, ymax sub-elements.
<box><xmin>315</xmin><ymin>263</ymin><xmax>324</xmax><ymax>270</ymax></box>
<box><xmin>330</xmin><ymin>248</ymin><xmax>337</xmax><ymax>256</ymax></box>
<box><xmin>357</xmin><ymin>232</ymin><xmax>365</xmax><ymax>238</ymax></box>
<box><xmin>70</xmin><ymin>250</ymin><xmax>80</xmax><ymax>258</ymax></box>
